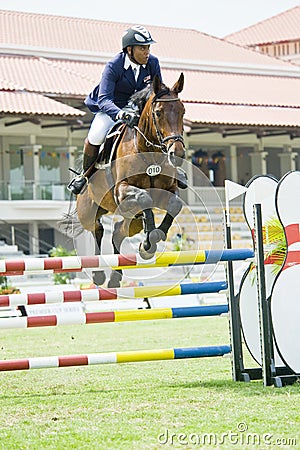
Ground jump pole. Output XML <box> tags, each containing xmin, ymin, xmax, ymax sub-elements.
<box><xmin>0</xmin><ymin>345</ymin><xmax>232</xmax><ymax>372</ymax></box>
<box><xmin>0</xmin><ymin>304</ymin><xmax>229</xmax><ymax>330</ymax></box>
<box><xmin>0</xmin><ymin>281</ymin><xmax>227</xmax><ymax>307</ymax></box>
<box><xmin>0</xmin><ymin>244</ymin><xmax>251</xmax><ymax>377</ymax></box>
<box><xmin>0</xmin><ymin>249</ymin><xmax>254</xmax><ymax>276</ymax></box>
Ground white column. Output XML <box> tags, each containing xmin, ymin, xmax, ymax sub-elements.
<box><xmin>278</xmin><ymin>145</ymin><xmax>298</xmax><ymax>176</ymax></box>
<box><xmin>185</xmin><ymin>146</ymin><xmax>195</xmax><ymax>205</ymax></box>
<box><xmin>250</xmin><ymin>142</ymin><xmax>268</xmax><ymax>176</ymax></box>
<box><xmin>56</xmin><ymin>146</ymin><xmax>77</xmax><ymax>183</ymax></box>
<box><xmin>21</xmin><ymin>144</ymin><xmax>42</xmax><ymax>199</ymax></box>
<box><xmin>229</xmin><ymin>145</ymin><xmax>238</xmax><ymax>182</ymax></box>
<box><xmin>0</xmin><ymin>136</ymin><xmax>7</xmax><ymax>199</ymax></box>
<box><xmin>28</xmin><ymin>222</ymin><xmax>40</xmax><ymax>255</ymax></box>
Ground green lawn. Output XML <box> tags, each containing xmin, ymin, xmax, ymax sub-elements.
<box><xmin>0</xmin><ymin>316</ymin><xmax>299</xmax><ymax>449</ymax></box>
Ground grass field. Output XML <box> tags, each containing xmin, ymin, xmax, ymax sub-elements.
<box><xmin>0</xmin><ymin>315</ymin><xmax>299</xmax><ymax>449</ymax></box>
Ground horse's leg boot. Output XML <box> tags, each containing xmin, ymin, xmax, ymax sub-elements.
<box><xmin>68</xmin><ymin>140</ymin><xmax>100</xmax><ymax>195</ymax></box>
<box><xmin>176</xmin><ymin>167</ymin><xmax>188</xmax><ymax>189</ymax></box>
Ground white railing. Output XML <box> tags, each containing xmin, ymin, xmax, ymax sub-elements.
<box><xmin>0</xmin><ymin>181</ymin><xmax>69</xmax><ymax>201</ymax></box>
<box><xmin>0</xmin><ymin>180</ymin><xmax>226</xmax><ymax>205</ymax></box>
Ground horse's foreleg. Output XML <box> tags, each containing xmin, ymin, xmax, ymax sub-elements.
<box><xmin>133</xmin><ymin>190</ymin><xmax>166</xmax><ymax>257</ymax></box>
<box><xmin>158</xmin><ymin>192</ymin><xmax>183</xmax><ymax>238</ymax></box>
<box><xmin>139</xmin><ymin>208</ymin><xmax>165</xmax><ymax>258</ymax></box>
<box><xmin>116</xmin><ymin>182</ymin><xmax>163</xmax><ymax>259</ymax></box>
<box><xmin>92</xmin><ymin>218</ymin><xmax>106</xmax><ymax>286</ymax></box>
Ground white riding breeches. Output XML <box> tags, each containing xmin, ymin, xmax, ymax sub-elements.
<box><xmin>87</xmin><ymin>112</ymin><xmax>115</xmax><ymax>146</ymax></box>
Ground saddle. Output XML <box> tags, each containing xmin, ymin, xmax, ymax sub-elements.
<box><xmin>95</xmin><ymin>122</ymin><xmax>127</xmax><ymax>168</ymax></box>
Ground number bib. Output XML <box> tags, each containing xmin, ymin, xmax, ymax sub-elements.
<box><xmin>146</xmin><ymin>165</ymin><xmax>162</xmax><ymax>177</ymax></box>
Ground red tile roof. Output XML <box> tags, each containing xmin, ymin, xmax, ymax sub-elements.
<box><xmin>184</xmin><ymin>103</ymin><xmax>300</xmax><ymax>128</ymax></box>
<box><xmin>163</xmin><ymin>70</ymin><xmax>300</xmax><ymax>107</ymax></box>
<box><xmin>0</xmin><ymin>55</ymin><xmax>97</xmax><ymax>96</ymax></box>
<box><xmin>225</xmin><ymin>6</ymin><xmax>300</xmax><ymax>46</ymax></box>
<box><xmin>2</xmin><ymin>57</ymin><xmax>300</xmax><ymax>108</ymax></box>
<box><xmin>0</xmin><ymin>9</ymin><xmax>298</xmax><ymax>69</ymax></box>
<box><xmin>0</xmin><ymin>90</ymin><xmax>85</xmax><ymax>116</ymax></box>
<box><xmin>1</xmin><ymin>9</ymin><xmax>300</xmax><ymax>128</ymax></box>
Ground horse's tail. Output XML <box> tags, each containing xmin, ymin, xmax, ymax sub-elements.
<box><xmin>59</xmin><ymin>207</ymin><xmax>84</xmax><ymax>238</ymax></box>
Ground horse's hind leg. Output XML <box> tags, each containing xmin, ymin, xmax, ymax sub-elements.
<box><xmin>92</xmin><ymin>217</ymin><xmax>106</xmax><ymax>286</ymax></box>
<box><xmin>76</xmin><ymin>193</ymin><xmax>107</xmax><ymax>285</ymax></box>
<box><xmin>107</xmin><ymin>216</ymin><xmax>144</xmax><ymax>287</ymax></box>
<box><xmin>106</xmin><ymin>220</ymin><xmax>123</xmax><ymax>288</ymax></box>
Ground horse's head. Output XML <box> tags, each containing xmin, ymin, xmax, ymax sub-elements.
<box><xmin>134</xmin><ymin>74</ymin><xmax>186</xmax><ymax>167</ymax></box>
<box><xmin>150</xmin><ymin>73</ymin><xmax>186</xmax><ymax>167</ymax></box>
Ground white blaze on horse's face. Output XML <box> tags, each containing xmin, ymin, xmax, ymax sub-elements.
<box><xmin>167</xmin><ymin>138</ymin><xmax>185</xmax><ymax>167</ymax></box>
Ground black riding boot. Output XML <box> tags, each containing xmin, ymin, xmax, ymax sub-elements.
<box><xmin>68</xmin><ymin>140</ymin><xmax>100</xmax><ymax>195</ymax></box>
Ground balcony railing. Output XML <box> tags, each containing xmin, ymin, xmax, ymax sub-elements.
<box><xmin>0</xmin><ymin>180</ymin><xmax>227</xmax><ymax>205</ymax></box>
<box><xmin>0</xmin><ymin>181</ymin><xmax>70</xmax><ymax>201</ymax></box>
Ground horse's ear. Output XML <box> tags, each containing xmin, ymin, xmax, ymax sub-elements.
<box><xmin>172</xmin><ymin>72</ymin><xmax>184</xmax><ymax>94</ymax></box>
<box><xmin>153</xmin><ymin>74</ymin><xmax>162</xmax><ymax>94</ymax></box>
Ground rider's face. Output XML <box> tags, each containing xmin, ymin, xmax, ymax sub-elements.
<box><xmin>128</xmin><ymin>45</ymin><xmax>150</xmax><ymax>65</ymax></box>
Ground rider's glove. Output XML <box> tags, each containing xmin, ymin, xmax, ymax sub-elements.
<box><xmin>117</xmin><ymin>110</ymin><xmax>139</xmax><ymax>128</ymax></box>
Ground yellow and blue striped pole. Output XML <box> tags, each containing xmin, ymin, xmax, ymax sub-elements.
<box><xmin>0</xmin><ymin>281</ymin><xmax>227</xmax><ymax>307</ymax></box>
<box><xmin>0</xmin><ymin>249</ymin><xmax>254</xmax><ymax>276</ymax></box>
<box><xmin>0</xmin><ymin>305</ymin><xmax>229</xmax><ymax>330</ymax></box>
<box><xmin>0</xmin><ymin>345</ymin><xmax>232</xmax><ymax>371</ymax></box>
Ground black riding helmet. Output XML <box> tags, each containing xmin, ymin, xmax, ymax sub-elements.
<box><xmin>122</xmin><ymin>25</ymin><xmax>156</xmax><ymax>51</ymax></box>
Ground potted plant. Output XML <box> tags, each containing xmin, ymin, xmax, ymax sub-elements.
<box><xmin>0</xmin><ymin>275</ymin><xmax>20</xmax><ymax>294</ymax></box>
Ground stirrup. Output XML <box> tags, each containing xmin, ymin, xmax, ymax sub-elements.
<box><xmin>67</xmin><ymin>176</ymin><xmax>87</xmax><ymax>195</ymax></box>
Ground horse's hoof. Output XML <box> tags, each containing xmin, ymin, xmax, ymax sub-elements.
<box><xmin>92</xmin><ymin>270</ymin><xmax>106</xmax><ymax>286</ymax></box>
<box><xmin>107</xmin><ymin>270</ymin><xmax>122</xmax><ymax>288</ymax></box>
<box><xmin>149</xmin><ymin>228</ymin><xmax>166</xmax><ymax>245</ymax></box>
<box><xmin>139</xmin><ymin>242</ymin><xmax>156</xmax><ymax>260</ymax></box>
<box><xmin>156</xmin><ymin>229</ymin><xmax>167</xmax><ymax>241</ymax></box>
<box><xmin>139</xmin><ymin>229</ymin><xmax>166</xmax><ymax>260</ymax></box>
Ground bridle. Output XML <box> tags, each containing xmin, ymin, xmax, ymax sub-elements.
<box><xmin>134</xmin><ymin>88</ymin><xmax>185</xmax><ymax>157</ymax></box>
<box><xmin>151</xmin><ymin>89</ymin><xmax>185</xmax><ymax>153</ymax></box>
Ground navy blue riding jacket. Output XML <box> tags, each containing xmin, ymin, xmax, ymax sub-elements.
<box><xmin>84</xmin><ymin>52</ymin><xmax>162</xmax><ymax>120</ymax></box>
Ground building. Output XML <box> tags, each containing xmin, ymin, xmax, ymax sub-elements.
<box><xmin>225</xmin><ymin>6</ymin><xmax>300</xmax><ymax>65</ymax></box>
<box><xmin>1</xmin><ymin>9</ymin><xmax>300</xmax><ymax>254</ymax></box>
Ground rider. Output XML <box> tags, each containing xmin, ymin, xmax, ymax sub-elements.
<box><xmin>68</xmin><ymin>25</ymin><xmax>187</xmax><ymax>195</ymax></box>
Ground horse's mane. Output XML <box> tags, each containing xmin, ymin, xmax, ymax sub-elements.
<box><xmin>130</xmin><ymin>81</ymin><xmax>169</xmax><ymax>114</ymax></box>
<box><xmin>129</xmin><ymin>84</ymin><xmax>153</xmax><ymax>114</ymax></box>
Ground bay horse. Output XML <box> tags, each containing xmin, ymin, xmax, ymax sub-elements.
<box><xmin>76</xmin><ymin>73</ymin><xmax>186</xmax><ymax>287</ymax></box>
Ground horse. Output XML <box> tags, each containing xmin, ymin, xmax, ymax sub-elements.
<box><xmin>75</xmin><ymin>73</ymin><xmax>186</xmax><ymax>287</ymax></box>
